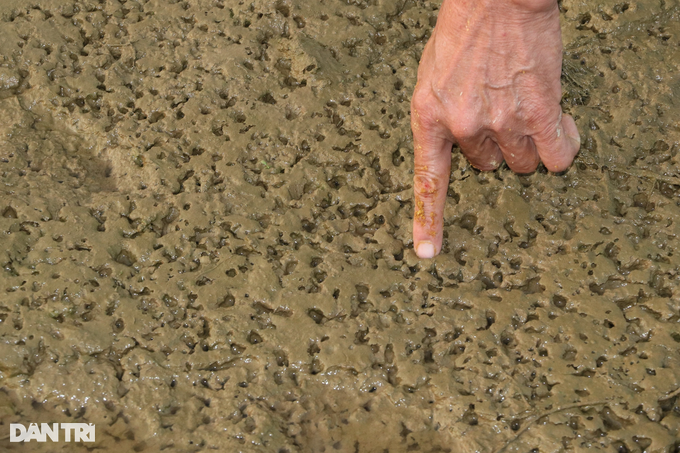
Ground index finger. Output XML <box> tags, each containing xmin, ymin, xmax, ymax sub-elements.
<box><xmin>411</xmin><ymin>106</ymin><xmax>453</xmax><ymax>259</ymax></box>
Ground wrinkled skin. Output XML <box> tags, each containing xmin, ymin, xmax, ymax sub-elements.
<box><xmin>411</xmin><ymin>0</ymin><xmax>580</xmax><ymax>259</ymax></box>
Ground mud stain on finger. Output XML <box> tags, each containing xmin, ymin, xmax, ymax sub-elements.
<box><xmin>415</xmin><ymin>198</ymin><xmax>427</xmax><ymax>226</ymax></box>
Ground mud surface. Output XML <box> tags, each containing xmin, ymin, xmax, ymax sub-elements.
<box><xmin>1</xmin><ymin>0</ymin><xmax>680</xmax><ymax>451</ymax></box>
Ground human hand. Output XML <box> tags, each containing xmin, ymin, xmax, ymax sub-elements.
<box><xmin>410</xmin><ymin>0</ymin><xmax>581</xmax><ymax>259</ymax></box>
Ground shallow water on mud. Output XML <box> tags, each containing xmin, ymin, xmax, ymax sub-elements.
<box><xmin>1</xmin><ymin>0</ymin><xmax>680</xmax><ymax>451</ymax></box>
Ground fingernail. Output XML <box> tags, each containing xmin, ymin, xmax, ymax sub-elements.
<box><xmin>416</xmin><ymin>241</ymin><xmax>435</xmax><ymax>259</ymax></box>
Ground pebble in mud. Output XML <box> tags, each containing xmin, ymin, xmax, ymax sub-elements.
<box><xmin>0</xmin><ymin>0</ymin><xmax>679</xmax><ymax>452</ymax></box>
<box><xmin>115</xmin><ymin>249</ymin><xmax>137</xmax><ymax>267</ymax></box>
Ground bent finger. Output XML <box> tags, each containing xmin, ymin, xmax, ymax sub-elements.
<box><xmin>459</xmin><ymin>135</ymin><xmax>504</xmax><ymax>171</ymax></box>
<box><xmin>497</xmin><ymin>133</ymin><xmax>540</xmax><ymax>174</ymax></box>
<box><xmin>534</xmin><ymin>112</ymin><xmax>581</xmax><ymax>172</ymax></box>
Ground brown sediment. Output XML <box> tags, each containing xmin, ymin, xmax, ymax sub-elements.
<box><xmin>429</xmin><ymin>212</ymin><xmax>437</xmax><ymax>233</ymax></box>
<box><xmin>415</xmin><ymin>198</ymin><xmax>427</xmax><ymax>226</ymax></box>
<box><xmin>1</xmin><ymin>0</ymin><xmax>680</xmax><ymax>452</ymax></box>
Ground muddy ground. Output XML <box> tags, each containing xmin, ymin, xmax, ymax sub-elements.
<box><xmin>1</xmin><ymin>0</ymin><xmax>680</xmax><ymax>451</ymax></box>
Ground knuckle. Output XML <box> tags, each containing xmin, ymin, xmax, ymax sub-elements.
<box><xmin>410</xmin><ymin>94</ymin><xmax>425</xmax><ymax>114</ymax></box>
<box><xmin>413</xmin><ymin>171</ymin><xmax>440</xmax><ymax>204</ymax></box>
<box><xmin>449</xmin><ymin>117</ymin><xmax>479</xmax><ymax>140</ymax></box>
<box><xmin>521</xmin><ymin>103</ymin><xmax>561</xmax><ymax>137</ymax></box>
<box><xmin>411</xmin><ymin>83</ymin><xmax>435</xmax><ymax>110</ymax></box>
<box><xmin>411</xmin><ymin>92</ymin><xmax>438</xmax><ymax>127</ymax></box>
<box><xmin>536</xmin><ymin>116</ymin><xmax>561</xmax><ymax>141</ymax></box>
<box><xmin>488</xmin><ymin>108</ymin><xmax>509</xmax><ymax>131</ymax></box>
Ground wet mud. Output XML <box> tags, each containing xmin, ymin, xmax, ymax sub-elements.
<box><xmin>1</xmin><ymin>0</ymin><xmax>680</xmax><ymax>451</ymax></box>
